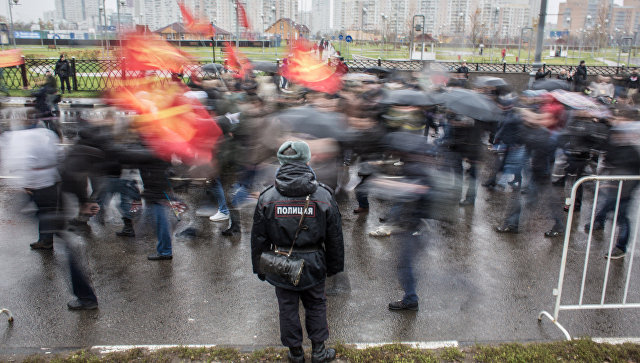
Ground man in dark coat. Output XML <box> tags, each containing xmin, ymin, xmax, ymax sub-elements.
<box><xmin>574</xmin><ymin>60</ymin><xmax>587</xmax><ymax>93</ymax></box>
<box><xmin>54</xmin><ymin>54</ymin><xmax>71</xmax><ymax>94</ymax></box>
<box><xmin>251</xmin><ymin>140</ymin><xmax>344</xmax><ymax>363</ymax></box>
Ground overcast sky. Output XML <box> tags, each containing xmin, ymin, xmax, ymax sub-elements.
<box><xmin>4</xmin><ymin>0</ymin><xmax>624</xmax><ymax>24</ymax></box>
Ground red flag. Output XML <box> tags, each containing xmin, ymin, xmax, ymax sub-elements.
<box><xmin>178</xmin><ymin>1</ymin><xmax>215</xmax><ymax>38</ymax></box>
<box><xmin>0</xmin><ymin>49</ymin><xmax>24</xmax><ymax>68</ymax></box>
<box><xmin>121</xmin><ymin>33</ymin><xmax>193</xmax><ymax>73</ymax></box>
<box><xmin>223</xmin><ymin>42</ymin><xmax>253</xmax><ymax>79</ymax></box>
<box><xmin>281</xmin><ymin>40</ymin><xmax>342</xmax><ymax>94</ymax></box>
<box><xmin>107</xmin><ymin>80</ymin><xmax>222</xmax><ymax>165</ymax></box>
<box><xmin>236</xmin><ymin>0</ymin><xmax>251</xmax><ymax>30</ymax></box>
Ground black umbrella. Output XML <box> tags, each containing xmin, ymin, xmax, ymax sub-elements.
<box><xmin>531</xmin><ymin>79</ymin><xmax>570</xmax><ymax>91</ymax></box>
<box><xmin>474</xmin><ymin>76</ymin><xmax>509</xmax><ymax>88</ymax></box>
<box><xmin>201</xmin><ymin>63</ymin><xmax>224</xmax><ymax>74</ymax></box>
<box><xmin>273</xmin><ymin>106</ymin><xmax>351</xmax><ymax>141</ymax></box>
<box><xmin>434</xmin><ymin>88</ymin><xmax>502</xmax><ymax>122</ymax></box>
<box><xmin>252</xmin><ymin>61</ymin><xmax>279</xmax><ymax>74</ymax></box>
<box><xmin>380</xmin><ymin>89</ymin><xmax>439</xmax><ymax>107</ymax></box>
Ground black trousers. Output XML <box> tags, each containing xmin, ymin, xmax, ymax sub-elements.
<box><xmin>31</xmin><ymin>184</ymin><xmax>61</xmax><ymax>242</ymax></box>
<box><xmin>275</xmin><ymin>283</ymin><xmax>329</xmax><ymax>347</ymax></box>
<box><xmin>59</xmin><ymin>76</ymin><xmax>71</xmax><ymax>92</ymax></box>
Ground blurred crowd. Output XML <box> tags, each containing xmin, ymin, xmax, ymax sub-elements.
<box><xmin>1</xmin><ymin>58</ymin><xmax>639</xmax><ymax>311</ymax></box>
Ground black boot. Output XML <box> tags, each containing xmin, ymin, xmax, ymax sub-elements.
<box><xmin>30</xmin><ymin>237</ymin><xmax>54</xmax><ymax>250</ymax></box>
<box><xmin>116</xmin><ymin>218</ymin><xmax>135</xmax><ymax>237</ymax></box>
<box><xmin>311</xmin><ymin>342</ymin><xmax>335</xmax><ymax>363</ymax></box>
<box><xmin>221</xmin><ymin>222</ymin><xmax>240</xmax><ymax>236</ymax></box>
<box><xmin>222</xmin><ymin>210</ymin><xmax>241</xmax><ymax>236</ymax></box>
<box><xmin>288</xmin><ymin>346</ymin><xmax>305</xmax><ymax>363</ymax></box>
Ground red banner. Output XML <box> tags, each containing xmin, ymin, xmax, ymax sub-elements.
<box><xmin>224</xmin><ymin>42</ymin><xmax>252</xmax><ymax>79</ymax></box>
<box><xmin>107</xmin><ymin>80</ymin><xmax>222</xmax><ymax>165</ymax></box>
<box><xmin>178</xmin><ymin>2</ymin><xmax>215</xmax><ymax>38</ymax></box>
<box><xmin>121</xmin><ymin>33</ymin><xmax>193</xmax><ymax>73</ymax></box>
<box><xmin>236</xmin><ymin>0</ymin><xmax>251</xmax><ymax>30</ymax></box>
<box><xmin>281</xmin><ymin>40</ymin><xmax>342</xmax><ymax>94</ymax></box>
<box><xmin>0</xmin><ymin>49</ymin><xmax>24</xmax><ymax>68</ymax></box>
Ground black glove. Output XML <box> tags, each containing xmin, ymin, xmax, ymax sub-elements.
<box><xmin>258</xmin><ymin>274</ymin><xmax>266</xmax><ymax>281</ymax></box>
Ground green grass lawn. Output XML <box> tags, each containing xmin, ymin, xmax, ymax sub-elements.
<box><xmin>13</xmin><ymin>44</ymin><xmax>637</xmax><ymax>66</ymax></box>
<box><xmin>16</xmin><ymin>339</ymin><xmax>640</xmax><ymax>362</ymax></box>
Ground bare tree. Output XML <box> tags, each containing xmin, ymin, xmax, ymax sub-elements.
<box><xmin>594</xmin><ymin>4</ymin><xmax>610</xmax><ymax>50</ymax></box>
<box><xmin>468</xmin><ymin>8</ymin><xmax>485</xmax><ymax>47</ymax></box>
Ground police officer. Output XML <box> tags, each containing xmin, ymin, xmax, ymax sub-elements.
<box><xmin>251</xmin><ymin>140</ymin><xmax>344</xmax><ymax>363</ymax></box>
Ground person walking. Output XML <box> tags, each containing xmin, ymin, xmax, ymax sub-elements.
<box><xmin>1</xmin><ymin>111</ymin><xmax>98</xmax><ymax>310</ymax></box>
<box><xmin>251</xmin><ymin>140</ymin><xmax>344</xmax><ymax>363</ymax></box>
<box><xmin>54</xmin><ymin>54</ymin><xmax>71</xmax><ymax>94</ymax></box>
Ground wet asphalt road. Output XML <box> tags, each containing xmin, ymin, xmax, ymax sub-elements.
<box><xmin>2</xmin><ymin>174</ymin><xmax>640</xmax><ymax>355</ymax></box>
<box><xmin>1</xmin><ymin>108</ymin><xmax>639</xmax><ymax>354</ymax></box>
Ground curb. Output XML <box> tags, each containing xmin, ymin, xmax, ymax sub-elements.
<box><xmin>3</xmin><ymin>338</ymin><xmax>640</xmax><ymax>357</ymax></box>
<box><xmin>1</xmin><ymin>101</ymin><xmax>106</xmax><ymax>109</ymax></box>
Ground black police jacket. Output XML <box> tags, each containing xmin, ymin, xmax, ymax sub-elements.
<box><xmin>251</xmin><ymin>162</ymin><xmax>344</xmax><ymax>291</ymax></box>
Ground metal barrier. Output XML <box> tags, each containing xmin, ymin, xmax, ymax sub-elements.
<box><xmin>1</xmin><ymin>58</ymin><xmax>629</xmax><ymax>91</ymax></box>
<box><xmin>539</xmin><ymin>175</ymin><xmax>640</xmax><ymax>340</ymax></box>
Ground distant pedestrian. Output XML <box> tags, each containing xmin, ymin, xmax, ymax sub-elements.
<box><xmin>54</xmin><ymin>54</ymin><xmax>72</xmax><ymax>94</ymax></box>
<box><xmin>318</xmin><ymin>39</ymin><xmax>325</xmax><ymax>60</ymax></box>
<box><xmin>627</xmin><ymin>68</ymin><xmax>639</xmax><ymax>103</ymax></box>
<box><xmin>251</xmin><ymin>140</ymin><xmax>344</xmax><ymax>363</ymax></box>
<box><xmin>535</xmin><ymin>68</ymin><xmax>551</xmax><ymax>80</ymax></box>
<box><xmin>456</xmin><ymin>61</ymin><xmax>469</xmax><ymax>79</ymax></box>
<box><xmin>573</xmin><ymin>60</ymin><xmax>587</xmax><ymax>93</ymax></box>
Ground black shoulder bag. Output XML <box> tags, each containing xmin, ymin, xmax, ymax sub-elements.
<box><xmin>258</xmin><ymin>195</ymin><xmax>310</xmax><ymax>286</ymax></box>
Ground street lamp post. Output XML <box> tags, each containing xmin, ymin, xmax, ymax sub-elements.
<box><xmin>234</xmin><ymin>2</ymin><xmax>239</xmax><ymax>48</ymax></box>
<box><xmin>565</xmin><ymin>17</ymin><xmax>571</xmax><ymax>64</ymax></box>
<box><xmin>102</xmin><ymin>0</ymin><xmax>109</xmax><ymax>53</ymax></box>
<box><xmin>380</xmin><ymin>13</ymin><xmax>388</xmax><ymax>59</ymax></box>
<box><xmin>99</xmin><ymin>6</ymin><xmax>104</xmax><ymax>53</ymax></box>
<box><xmin>271</xmin><ymin>5</ymin><xmax>277</xmax><ymax>58</ymax></box>
<box><xmin>117</xmin><ymin>0</ymin><xmax>125</xmax><ymax>48</ymax></box>
<box><xmin>491</xmin><ymin>7</ymin><xmax>499</xmax><ymax>63</ymax></box>
<box><xmin>8</xmin><ymin>0</ymin><xmax>19</xmax><ymax>48</ymax></box>
<box><xmin>528</xmin><ymin>0</ymin><xmax>548</xmax><ymax>88</ymax></box>
<box><xmin>518</xmin><ymin>26</ymin><xmax>532</xmax><ymax>63</ymax></box>
<box><xmin>361</xmin><ymin>7</ymin><xmax>367</xmax><ymax>55</ymax></box>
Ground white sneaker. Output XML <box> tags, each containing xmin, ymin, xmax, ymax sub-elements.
<box><xmin>209</xmin><ymin>211</ymin><xmax>230</xmax><ymax>222</ymax></box>
<box><xmin>369</xmin><ymin>225</ymin><xmax>394</xmax><ymax>237</ymax></box>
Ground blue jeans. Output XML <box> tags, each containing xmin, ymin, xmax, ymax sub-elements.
<box><xmin>151</xmin><ymin>203</ymin><xmax>172</xmax><ymax>256</ymax></box>
<box><xmin>210</xmin><ymin>178</ymin><xmax>229</xmax><ymax>215</ymax></box>
<box><xmin>94</xmin><ymin>177</ymin><xmax>141</xmax><ymax>220</ymax></box>
<box><xmin>398</xmin><ymin>231</ymin><xmax>422</xmax><ymax>304</ymax></box>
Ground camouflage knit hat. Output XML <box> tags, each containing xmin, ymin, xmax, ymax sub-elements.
<box><xmin>277</xmin><ymin>140</ymin><xmax>311</xmax><ymax>165</ymax></box>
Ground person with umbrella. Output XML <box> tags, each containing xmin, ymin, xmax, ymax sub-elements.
<box><xmin>436</xmin><ymin>89</ymin><xmax>502</xmax><ymax>206</ymax></box>
<box><xmin>495</xmin><ymin>94</ymin><xmax>567</xmax><ymax>237</ymax></box>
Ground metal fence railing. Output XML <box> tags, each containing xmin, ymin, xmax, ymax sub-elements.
<box><xmin>539</xmin><ymin>175</ymin><xmax>640</xmax><ymax>340</ymax></box>
<box><xmin>1</xmin><ymin>57</ymin><xmax>629</xmax><ymax>91</ymax></box>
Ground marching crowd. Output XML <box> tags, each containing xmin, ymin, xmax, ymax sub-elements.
<box><xmin>1</xmin><ymin>58</ymin><xmax>640</xmax><ymax>362</ymax></box>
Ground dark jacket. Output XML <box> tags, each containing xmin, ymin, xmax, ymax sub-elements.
<box><xmin>535</xmin><ymin>69</ymin><xmax>551</xmax><ymax>80</ymax></box>
<box><xmin>456</xmin><ymin>65</ymin><xmax>469</xmax><ymax>78</ymax></box>
<box><xmin>575</xmin><ymin>65</ymin><xmax>587</xmax><ymax>82</ymax></box>
<box><xmin>251</xmin><ymin>162</ymin><xmax>344</xmax><ymax>291</ymax></box>
<box><xmin>55</xmin><ymin>59</ymin><xmax>70</xmax><ymax>78</ymax></box>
